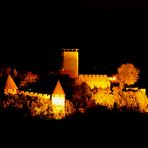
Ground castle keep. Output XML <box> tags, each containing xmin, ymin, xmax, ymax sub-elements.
<box><xmin>61</xmin><ymin>48</ymin><xmax>79</xmax><ymax>78</ymax></box>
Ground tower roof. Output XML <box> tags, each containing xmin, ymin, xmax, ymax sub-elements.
<box><xmin>4</xmin><ymin>74</ymin><xmax>18</xmax><ymax>89</ymax></box>
<box><xmin>52</xmin><ymin>80</ymin><xmax>65</xmax><ymax>95</ymax></box>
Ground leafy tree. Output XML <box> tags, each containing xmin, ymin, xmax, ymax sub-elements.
<box><xmin>65</xmin><ymin>100</ymin><xmax>76</xmax><ymax>116</ymax></box>
<box><xmin>116</xmin><ymin>63</ymin><xmax>140</xmax><ymax>90</ymax></box>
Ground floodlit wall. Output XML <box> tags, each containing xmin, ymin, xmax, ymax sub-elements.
<box><xmin>62</xmin><ymin>49</ymin><xmax>79</xmax><ymax>78</ymax></box>
<box><xmin>17</xmin><ymin>90</ymin><xmax>50</xmax><ymax>99</ymax></box>
<box><xmin>4</xmin><ymin>89</ymin><xmax>18</xmax><ymax>95</ymax></box>
<box><xmin>78</xmin><ymin>74</ymin><xmax>111</xmax><ymax>89</ymax></box>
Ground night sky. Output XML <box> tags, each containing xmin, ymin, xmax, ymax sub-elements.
<box><xmin>1</xmin><ymin>1</ymin><xmax>148</xmax><ymax>81</ymax></box>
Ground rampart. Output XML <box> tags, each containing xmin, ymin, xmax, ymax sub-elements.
<box><xmin>17</xmin><ymin>90</ymin><xmax>50</xmax><ymax>99</ymax></box>
<box><xmin>78</xmin><ymin>74</ymin><xmax>111</xmax><ymax>89</ymax></box>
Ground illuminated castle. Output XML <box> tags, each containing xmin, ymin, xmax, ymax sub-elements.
<box><xmin>3</xmin><ymin>48</ymin><xmax>148</xmax><ymax>116</ymax></box>
<box><xmin>3</xmin><ymin>48</ymin><xmax>112</xmax><ymax>116</ymax></box>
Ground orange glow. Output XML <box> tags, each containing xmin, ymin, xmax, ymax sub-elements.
<box><xmin>52</xmin><ymin>94</ymin><xmax>65</xmax><ymax>119</ymax></box>
<box><xmin>52</xmin><ymin>96</ymin><xmax>65</xmax><ymax>106</ymax></box>
<box><xmin>78</xmin><ymin>74</ymin><xmax>110</xmax><ymax>89</ymax></box>
<box><xmin>92</xmin><ymin>88</ymin><xmax>114</xmax><ymax>109</ymax></box>
<box><xmin>51</xmin><ymin>81</ymin><xmax>66</xmax><ymax>119</ymax></box>
<box><xmin>108</xmin><ymin>75</ymin><xmax>117</xmax><ymax>81</ymax></box>
<box><xmin>4</xmin><ymin>74</ymin><xmax>18</xmax><ymax>95</ymax></box>
<box><xmin>2</xmin><ymin>50</ymin><xmax>148</xmax><ymax>120</ymax></box>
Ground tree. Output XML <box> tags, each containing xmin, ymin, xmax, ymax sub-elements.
<box><xmin>116</xmin><ymin>63</ymin><xmax>140</xmax><ymax>90</ymax></box>
<box><xmin>19</xmin><ymin>71</ymin><xmax>39</xmax><ymax>87</ymax></box>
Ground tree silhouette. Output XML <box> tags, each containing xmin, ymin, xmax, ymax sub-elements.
<box><xmin>72</xmin><ymin>82</ymin><xmax>92</xmax><ymax>110</ymax></box>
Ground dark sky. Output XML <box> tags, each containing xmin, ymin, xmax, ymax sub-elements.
<box><xmin>1</xmin><ymin>1</ymin><xmax>148</xmax><ymax>78</ymax></box>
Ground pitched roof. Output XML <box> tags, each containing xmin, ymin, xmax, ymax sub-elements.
<box><xmin>4</xmin><ymin>74</ymin><xmax>18</xmax><ymax>89</ymax></box>
<box><xmin>52</xmin><ymin>80</ymin><xmax>65</xmax><ymax>94</ymax></box>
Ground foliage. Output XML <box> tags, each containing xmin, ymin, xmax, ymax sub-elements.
<box><xmin>116</xmin><ymin>63</ymin><xmax>140</xmax><ymax>90</ymax></box>
<box><xmin>0</xmin><ymin>93</ymin><xmax>76</xmax><ymax>120</ymax></box>
<box><xmin>65</xmin><ymin>99</ymin><xmax>76</xmax><ymax>116</ymax></box>
<box><xmin>112</xmin><ymin>87</ymin><xmax>148</xmax><ymax>112</ymax></box>
<box><xmin>92</xmin><ymin>87</ymin><xmax>114</xmax><ymax>109</ymax></box>
<box><xmin>19</xmin><ymin>71</ymin><xmax>39</xmax><ymax>87</ymax></box>
<box><xmin>0</xmin><ymin>94</ymin><xmax>53</xmax><ymax>119</ymax></box>
<box><xmin>90</xmin><ymin>85</ymin><xmax>148</xmax><ymax>113</ymax></box>
<box><xmin>28</xmin><ymin>97</ymin><xmax>53</xmax><ymax>119</ymax></box>
<box><xmin>135</xmin><ymin>90</ymin><xmax>148</xmax><ymax>112</ymax></box>
<box><xmin>72</xmin><ymin>82</ymin><xmax>92</xmax><ymax>110</ymax></box>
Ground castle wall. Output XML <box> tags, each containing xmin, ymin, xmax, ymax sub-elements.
<box><xmin>78</xmin><ymin>74</ymin><xmax>111</xmax><ymax>89</ymax></box>
<box><xmin>17</xmin><ymin>90</ymin><xmax>50</xmax><ymax>99</ymax></box>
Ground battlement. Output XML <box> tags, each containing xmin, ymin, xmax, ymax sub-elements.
<box><xmin>62</xmin><ymin>48</ymin><xmax>79</xmax><ymax>78</ymax></box>
<box><xmin>78</xmin><ymin>74</ymin><xmax>110</xmax><ymax>89</ymax></box>
<box><xmin>17</xmin><ymin>90</ymin><xmax>50</xmax><ymax>99</ymax></box>
<box><xmin>4</xmin><ymin>89</ymin><xmax>18</xmax><ymax>95</ymax></box>
<box><xmin>79</xmin><ymin>74</ymin><xmax>108</xmax><ymax>78</ymax></box>
<box><xmin>17</xmin><ymin>90</ymin><xmax>66</xmax><ymax>99</ymax></box>
<box><xmin>61</xmin><ymin>48</ymin><xmax>79</xmax><ymax>52</ymax></box>
<box><xmin>52</xmin><ymin>94</ymin><xmax>65</xmax><ymax>98</ymax></box>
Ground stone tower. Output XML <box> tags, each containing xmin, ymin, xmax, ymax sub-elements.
<box><xmin>52</xmin><ymin>80</ymin><xmax>65</xmax><ymax>116</ymax></box>
<box><xmin>4</xmin><ymin>74</ymin><xmax>18</xmax><ymax>95</ymax></box>
<box><xmin>61</xmin><ymin>48</ymin><xmax>79</xmax><ymax>78</ymax></box>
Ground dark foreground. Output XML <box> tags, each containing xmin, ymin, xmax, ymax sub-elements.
<box><xmin>0</xmin><ymin>106</ymin><xmax>148</xmax><ymax>144</ymax></box>
<box><xmin>1</xmin><ymin>107</ymin><xmax>148</xmax><ymax>130</ymax></box>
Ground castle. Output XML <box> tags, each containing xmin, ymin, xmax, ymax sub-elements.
<box><xmin>3</xmin><ymin>48</ymin><xmax>114</xmax><ymax>115</ymax></box>
<box><xmin>4</xmin><ymin>48</ymin><xmax>146</xmax><ymax>115</ymax></box>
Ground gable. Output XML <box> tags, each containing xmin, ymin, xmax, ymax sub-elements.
<box><xmin>52</xmin><ymin>80</ymin><xmax>65</xmax><ymax>95</ymax></box>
